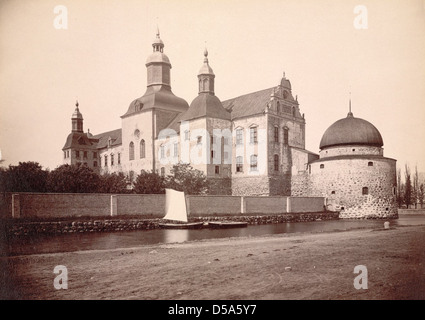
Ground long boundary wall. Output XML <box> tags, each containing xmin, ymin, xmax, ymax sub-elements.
<box><xmin>3</xmin><ymin>193</ymin><xmax>326</xmax><ymax>219</ymax></box>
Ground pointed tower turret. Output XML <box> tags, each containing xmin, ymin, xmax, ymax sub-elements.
<box><xmin>71</xmin><ymin>101</ymin><xmax>83</xmax><ymax>133</ymax></box>
<box><xmin>198</xmin><ymin>48</ymin><xmax>215</xmax><ymax>95</ymax></box>
<box><xmin>181</xmin><ymin>49</ymin><xmax>230</xmax><ymax>121</ymax></box>
<box><xmin>145</xmin><ymin>27</ymin><xmax>171</xmax><ymax>88</ymax></box>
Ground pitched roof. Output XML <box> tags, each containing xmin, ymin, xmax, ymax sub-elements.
<box><xmin>92</xmin><ymin>128</ymin><xmax>122</xmax><ymax>149</ymax></box>
<box><xmin>222</xmin><ymin>87</ymin><xmax>274</xmax><ymax>119</ymax></box>
<box><xmin>62</xmin><ymin>132</ymin><xmax>98</xmax><ymax>150</ymax></box>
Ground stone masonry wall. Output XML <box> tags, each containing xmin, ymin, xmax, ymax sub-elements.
<box><xmin>302</xmin><ymin>157</ymin><xmax>397</xmax><ymax>218</ymax></box>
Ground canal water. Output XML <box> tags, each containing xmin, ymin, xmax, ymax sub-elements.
<box><xmin>3</xmin><ymin>214</ymin><xmax>425</xmax><ymax>256</ymax></box>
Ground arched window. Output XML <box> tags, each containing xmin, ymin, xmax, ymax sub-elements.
<box><xmin>276</xmin><ymin>101</ymin><xmax>280</xmax><ymax>113</ymax></box>
<box><xmin>362</xmin><ymin>187</ymin><xmax>369</xmax><ymax>195</ymax></box>
<box><xmin>140</xmin><ymin>139</ymin><xmax>145</xmax><ymax>158</ymax></box>
<box><xmin>292</xmin><ymin>106</ymin><xmax>296</xmax><ymax>117</ymax></box>
<box><xmin>129</xmin><ymin>142</ymin><xmax>134</xmax><ymax>160</ymax></box>
<box><xmin>104</xmin><ymin>155</ymin><xmax>108</xmax><ymax>167</ymax></box>
<box><xmin>236</xmin><ymin>128</ymin><xmax>243</xmax><ymax>145</ymax></box>
<box><xmin>274</xmin><ymin>154</ymin><xmax>279</xmax><ymax>171</ymax></box>
<box><xmin>283</xmin><ymin>127</ymin><xmax>289</xmax><ymax>145</ymax></box>
<box><xmin>320</xmin><ymin>164</ymin><xmax>325</xmax><ymax>169</ymax></box>
<box><xmin>368</xmin><ymin>161</ymin><xmax>373</xmax><ymax>167</ymax></box>
<box><xmin>274</xmin><ymin>126</ymin><xmax>279</xmax><ymax>142</ymax></box>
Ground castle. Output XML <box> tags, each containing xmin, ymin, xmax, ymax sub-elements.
<box><xmin>62</xmin><ymin>30</ymin><xmax>397</xmax><ymax>218</ymax></box>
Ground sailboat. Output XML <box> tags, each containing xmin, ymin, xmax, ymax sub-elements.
<box><xmin>158</xmin><ymin>189</ymin><xmax>204</xmax><ymax>229</ymax></box>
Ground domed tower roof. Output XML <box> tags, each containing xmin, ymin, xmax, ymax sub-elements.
<box><xmin>319</xmin><ymin>112</ymin><xmax>383</xmax><ymax>150</ymax></box>
<box><xmin>198</xmin><ymin>48</ymin><xmax>214</xmax><ymax>76</ymax></box>
<box><xmin>180</xmin><ymin>49</ymin><xmax>230</xmax><ymax>121</ymax></box>
<box><xmin>145</xmin><ymin>27</ymin><xmax>171</xmax><ymax>66</ymax></box>
<box><xmin>72</xmin><ymin>101</ymin><xmax>83</xmax><ymax>119</ymax></box>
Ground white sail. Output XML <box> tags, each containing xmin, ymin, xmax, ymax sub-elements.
<box><xmin>163</xmin><ymin>189</ymin><xmax>188</xmax><ymax>222</ymax></box>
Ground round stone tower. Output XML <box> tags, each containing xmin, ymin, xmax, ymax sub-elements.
<box><xmin>309</xmin><ymin>108</ymin><xmax>397</xmax><ymax>219</ymax></box>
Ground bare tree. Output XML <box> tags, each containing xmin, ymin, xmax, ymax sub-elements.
<box><xmin>404</xmin><ymin>163</ymin><xmax>412</xmax><ymax>209</ymax></box>
<box><xmin>413</xmin><ymin>165</ymin><xmax>419</xmax><ymax>209</ymax></box>
<box><xmin>397</xmin><ymin>168</ymin><xmax>403</xmax><ymax>208</ymax></box>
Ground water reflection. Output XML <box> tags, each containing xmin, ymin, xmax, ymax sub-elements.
<box><xmin>163</xmin><ymin>229</ymin><xmax>190</xmax><ymax>243</ymax></box>
<box><xmin>3</xmin><ymin>214</ymin><xmax>425</xmax><ymax>256</ymax></box>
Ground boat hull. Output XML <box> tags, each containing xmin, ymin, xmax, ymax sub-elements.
<box><xmin>207</xmin><ymin>221</ymin><xmax>248</xmax><ymax>229</ymax></box>
<box><xmin>158</xmin><ymin>222</ymin><xmax>205</xmax><ymax>229</ymax></box>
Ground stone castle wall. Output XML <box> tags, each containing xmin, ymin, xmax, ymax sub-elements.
<box><xmin>292</xmin><ymin>157</ymin><xmax>397</xmax><ymax>218</ymax></box>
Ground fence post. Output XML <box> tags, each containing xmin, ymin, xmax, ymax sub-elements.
<box><xmin>241</xmin><ymin>197</ymin><xmax>246</xmax><ymax>214</ymax></box>
<box><xmin>12</xmin><ymin>194</ymin><xmax>20</xmax><ymax>218</ymax></box>
<box><xmin>110</xmin><ymin>195</ymin><xmax>117</xmax><ymax>217</ymax></box>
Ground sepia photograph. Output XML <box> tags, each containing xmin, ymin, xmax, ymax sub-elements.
<box><xmin>0</xmin><ymin>0</ymin><xmax>424</xmax><ymax>306</ymax></box>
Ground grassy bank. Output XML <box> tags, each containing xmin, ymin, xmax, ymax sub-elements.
<box><xmin>1</xmin><ymin>224</ymin><xmax>424</xmax><ymax>300</ymax></box>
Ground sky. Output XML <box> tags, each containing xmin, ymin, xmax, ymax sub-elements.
<box><xmin>0</xmin><ymin>0</ymin><xmax>424</xmax><ymax>174</ymax></box>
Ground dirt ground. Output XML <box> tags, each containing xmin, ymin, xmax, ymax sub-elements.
<box><xmin>0</xmin><ymin>224</ymin><xmax>424</xmax><ymax>300</ymax></box>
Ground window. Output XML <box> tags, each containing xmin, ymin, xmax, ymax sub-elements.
<box><xmin>134</xmin><ymin>129</ymin><xmax>140</xmax><ymax>139</ymax></box>
<box><xmin>184</xmin><ymin>130</ymin><xmax>190</xmax><ymax>141</ymax></box>
<box><xmin>129</xmin><ymin>142</ymin><xmax>135</xmax><ymax>160</ymax></box>
<box><xmin>368</xmin><ymin>161</ymin><xmax>373</xmax><ymax>167</ymax></box>
<box><xmin>64</xmin><ymin>151</ymin><xmax>66</xmax><ymax>159</ymax></box>
<box><xmin>250</xmin><ymin>127</ymin><xmax>258</xmax><ymax>144</ymax></box>
<box><xmin>67</xmin><ymin>150</ymin><xmax>70</xmax><ymax>158</ymax></box>
<box><xmin>118</xmin><ymin>153</ymin><xmax>121</xmax><ymax>165</ymax></box>
<box><xmin>76</xmin><ymin>150</ymin><xmax>80</xmax><ymax>158</ymax></box>
<box><xmin>174</xmin><ymin>143</ymin><xmax>178</xmax><ymax>157</ymax></box>
<box><xmin>362</xmin><ymin>187</ymin><xmax>369</xmax><ymax>195</ymax></box>
<box><xmin>276</xmin><ymin>101</ymin><xmax>280</xmax><ymax>113</ymax></box>
<box><xmin>224</xmin><ymin>137</ymin><xmax>230</xmax><ymax>145</ymax></box>
<box><xmin>283</xmin><ymin>127</ymin><xmax>289</xmax><ymax>145</ymax></box>
<box><xmin>93</xmin><ymin>152</ymin><xmax>97</xmax><ymax>159</ymax></box>
<box><xmin>160</xmin><ymin>167</ymin><xmax>165</xmax><ymax>177</ymax></box>
<box><xmin>274</xmin><ymin>154</ymin><xmax>279</xmax><ymax>171</ymax></box>
<box><xmin>140</xmin><ymin>139</ymin><xmax>145</xmax><ymax>158</ymax></box>
<box><xmin>197</xmin><ymin>136</ymin><xmax>202</xmax><ymax>144</ymax></box>
<box><xmin>215</xmin><ymin>166</ymin><xmax>220</xmax><ymax>174</ymax></box>
<box><xmin>274</xmin><ymin>126</ymin><xmax>279</xmax><ymax>142</ymax></box>
<box><xmin>292</xmin><ymin>106</ymin><xmax>296</xmax><ymax>117</ymax></box>
<box><xmin>250</xmin><ymin>155</ymin><xmax>258</xmax><ymax>171</ymax></box>
<box><xmin>320</xmin><ymin>164</ymin><xmax>325</xmax><ymax>169</ymax></box>
<box><xmin>331</xmin><ymin>191</ymin><xmax>335</xmax><ymax>195</ymax></box>
<box><xmin>93</xmin><ymin>161</ymin><xmax>97</xmax><ymax>167</ymax></box>
<box><xmin>111</xmin><ymin>154</ymin><xmax>114</xmax><ymax>166</ymax></box>
<box><xmin>83</xmin><ymin>151</ymin><xmax>88</xmax><ymax>159</ymax></box>
<box><xmin>236</xmin><ymin>129</ymin><xmax>243</xmax><ymax>145</ymax></box>
<box><xmin>104</xmin><ymin>155</ymin><xmax>108</xmax><ymax>167</ymax></box>
<box><xmin>236</xmin><ymin>156</ymin><xmax>243</xmax><ymax>172</ymax></box>
<box><xmin>160</xmin><ymin>145</ymin><xmax>165</xmax><ymax>159</ymax></box>
<box><xmin>211</xmin><ymin>150</ymin><xmax>215</xmax><ymax>159</ymax></box>
<box><xmin>108</xmin><ymin>138</ymin><xmax>113</xmax><ymax>148</ymax></box>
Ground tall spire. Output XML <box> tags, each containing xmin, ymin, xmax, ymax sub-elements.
<box><xmin>198</xmin><ymin>47</ymin><xmax>215</xmax><ymax>95</ymax></box>
<box><xmin>347</xmin><ymin>91</ymin><xmax>353</xmax><ymax>117</ymax></box>
<box><xmin>71</xmin><ymin>100</ymin><xmax>83</xmax><ymax>133</ymax></box>
<box><xmin>152</xmin><ymin>25</ymin><xmax>164</xmax><ymax>52</ymax></box>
